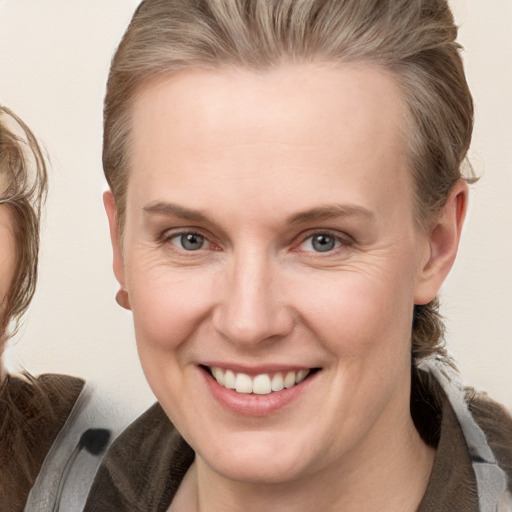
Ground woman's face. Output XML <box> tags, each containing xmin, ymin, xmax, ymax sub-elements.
<box><xmin>108</xmin><ymin>63</ymin><xmax>442</xmax><ymax>484</ymax></box>
<box><xmin>0</xmin><ymin>204</ymin><xmax>16</xmax><ymax>323</ymax></box>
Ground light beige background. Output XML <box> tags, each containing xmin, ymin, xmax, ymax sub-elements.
<box><xmin>0</xmin><ymin>0</ymin><xmax>510</xmax><ymax>414</ymax></box>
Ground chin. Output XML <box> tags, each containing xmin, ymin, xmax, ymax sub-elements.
<box><xmin>207</xmin><ymin>455</ymin><xmax>306</xmax><ymax>485</ymax></box>
<box><xmin>196</xmin><ymin>430</ymin><xmax>318</xmax><ymax>485</ymax></box>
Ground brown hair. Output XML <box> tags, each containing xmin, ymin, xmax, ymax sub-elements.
<box><xmin>103</xmin><ymin>0</ymin><xmax>476</xmax><ymax>361</ymax></box>
<box><xmin>0</xmin><ymin>106</ymin><xmax>48</xmax><ymax>345</ymax></box>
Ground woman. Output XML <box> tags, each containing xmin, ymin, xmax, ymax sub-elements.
<box><xmin>0</xmin><ymin>107</ymin><xmax>118</xmax><ymax>512</ymax></box>
<box><xmin>0</xmin><ymin>106</ymin><xmax>85</xmax><ymax>510</ymax></box>
<box><xmin>85</xmin><ymin>1</ymin><xmax>512</xmax><ymax>510</ymax></box>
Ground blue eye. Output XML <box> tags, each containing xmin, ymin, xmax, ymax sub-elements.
<box><xmin>170</xmin><ymin>233</ymin><xmax>208</xmax><ymax>251</ymax></box>
<box><xmin>300</xmin><ymin>234</ymin><xmax>341</xmax><ymax>253</ymax></box>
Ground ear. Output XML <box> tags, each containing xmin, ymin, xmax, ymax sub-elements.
<box><xmin>414</xmin><ymin>179</ymin><xmax>468</xmax><ymax>305</ymax></box>
<box><xmin>104</xmin><ymin>190</ymin><xmax>131</xmax><ymax>310</ymax></box>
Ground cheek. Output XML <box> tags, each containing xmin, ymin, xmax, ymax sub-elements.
<box><xmin>130</xmin><ymin>273</ymin><xmax>209</xmax><ymax>348</ymax></box>
<box><xmin>127</xmin><ymin>269</ymin><xmax>207</xmax><ymax>410</ymax></box>
<box><xmin>292</xmin><ymin>264</ymin><xmax>416</xmax><ymax>360</ymax></box>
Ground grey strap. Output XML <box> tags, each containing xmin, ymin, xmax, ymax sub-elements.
<box><xmin>418</xmin><ymin>356</ymin><xmax>512</xmax><ymax>512</ymax></box>
<box><xmin>24</xmin><ymin>383</ymin><xmax>140</xmax><ymax>512</ymax></box>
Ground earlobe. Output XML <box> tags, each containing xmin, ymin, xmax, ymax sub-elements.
<box><xmin>115</xmin><ymin>287</ymin><xmax>131</xmax><ymax>310</ymax></box>
<box><xmin>103</xmin><ymin>190</ymin><xmax>131</xmax><ymax>310</ymax></box>
<box><xmin>414</xmin><ymin>179</ymin><xmax>468</xmax><ymax>305</ymax></box>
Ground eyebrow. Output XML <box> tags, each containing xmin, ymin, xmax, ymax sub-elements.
<box><xmin>143</xmin><ymin>202</ymin><xmax>210</xmax><ymax>223</ymax></box>
<box><xmin>143</xmin><ymin>201</ymin><xmax>374</xmax><ymax>226</ymax></box>
<box><xmin>286</xmin><ymin>204</ymin><xmax>374</xmax><ymax>225</ymax></box>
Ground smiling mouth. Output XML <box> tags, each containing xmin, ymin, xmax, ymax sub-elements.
<box><xmin>203</xmin><ymin>366</ymin><xmax>320</xmax><ymax>395</ymax></box>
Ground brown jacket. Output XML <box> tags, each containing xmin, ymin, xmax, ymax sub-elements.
<box><xmin>0</xmin><ymin>373</ymin><xmax>84</xmax><ymax>512</ymax></box>
<box><xmin>83</xmin><ymin>370</ymin><xmax>512</xmax><ymax>512</ymax></box>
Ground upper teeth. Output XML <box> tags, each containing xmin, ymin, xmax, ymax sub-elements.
<box><xmin>210</xmin><ymin>367</ymin><xmax>310</xmax><ymax>395</ymax></box>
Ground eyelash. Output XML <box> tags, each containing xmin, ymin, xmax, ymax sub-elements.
<box><xmin>158</xmin><ymin>228</ymin><xmax>352</xmax><ymax>255</ymax></box>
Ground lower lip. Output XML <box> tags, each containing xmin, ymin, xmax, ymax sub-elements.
<box><xmin>201</xmin><ymin>368</ymin><xmax>317</xmax><ymax>417</ymax></box>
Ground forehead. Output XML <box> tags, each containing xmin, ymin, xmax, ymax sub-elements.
<box><xmin>132</xmin><ymin>63</ymin><xmax>407</xmax><ymax>150</ymax></box>
<box><xmin>127</xmin><ymin>63</ymin><xmax>412</xmax><ymax>221</ymax></box>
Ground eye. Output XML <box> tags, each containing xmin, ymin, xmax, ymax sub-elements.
<box><xmin>299</xmin><ymin>233</ymin><xmax>342</xmax><ymax>253</ymax></box>
<box><xmin>169</xmin><ymin>232</ymin><xmax>210</xmax><ymax>251</ymax></box>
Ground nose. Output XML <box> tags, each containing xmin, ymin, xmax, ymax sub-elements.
<box><xmin>212</xmin><ymin>249</ymin><xmax>294</xmax><ymax>348</ymax></box>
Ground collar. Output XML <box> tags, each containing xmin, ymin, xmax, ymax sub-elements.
<box><xmin>418</xmin><ymin>357</ymin><xmax>512</xmax><ymax>512</ymax></box>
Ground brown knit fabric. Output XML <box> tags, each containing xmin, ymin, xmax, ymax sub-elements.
<box><xmin>0</xmin><ymin>373</ymin><xmax>84</xmax><ymax>512</ymax></box>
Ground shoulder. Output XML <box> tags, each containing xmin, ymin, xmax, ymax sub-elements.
<box><xmin>84</xmin><ymin>403</ymin><xmax>194</xmax><ymax>512</ymax></box>
<box><xmin>1</xmin><ymin>373</ymin><xmax>85</xmax><ymax>434</ymax></box>
<box><xmin>0</xmin><ymin>373</ymin><xmax>84</xmax><ymax>512</ymax></box>
<box><xmin>31</xmin><ymin>373</ymin><xmax>85</xmax><ymax>408</ymax></box>
<box><xmin>1</xmin><ymin>372</ymin><xmax>84</xmax><ymax>399</ymax></box>
<box><xmin>414</xmin><ymin>364</ymin><xmax>512</xmax><ymax>509</ymax></box>
<box><xmin>466</xmin><ymin>389</ymin><xmax>512</xmax><ymax>490</ymax></box>
<box><xmin>0</xmin><ymin>372</ymin><xmax>85</xmax><ymax>446</ymax></box>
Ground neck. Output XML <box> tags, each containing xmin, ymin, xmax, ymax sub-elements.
<box><xmin>171</xmin><ymin>414</ymin><xmax>434</xmax><ymax>512</ymax></box>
